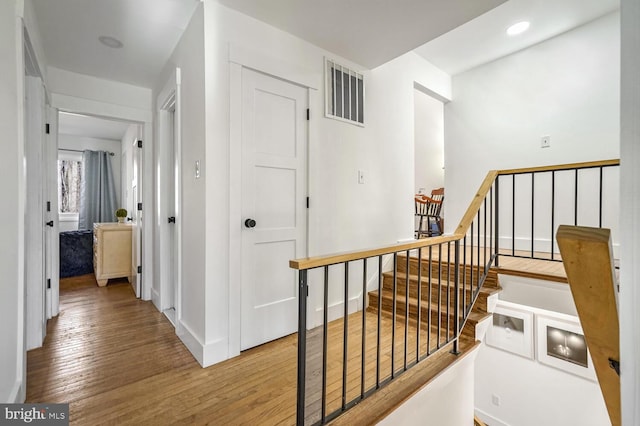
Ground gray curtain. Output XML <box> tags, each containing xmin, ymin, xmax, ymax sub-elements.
<box><xmin>78</xmin><ymin>150</ymin><xmax>118</xmax><ymax>230</ymax></box>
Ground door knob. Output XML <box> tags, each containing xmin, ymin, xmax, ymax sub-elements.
<box><xmin>45</xmin><ymin>220</ymin><xmax>54</xmax><ymax>227</ymax></box>
<box><xmin>168</xmin><ymin>216</ymin><xmax>176</xmax><ymax>224</ymax></box>
<box><xmin>244</xmin><ymin>218</ymin><xmax>256</xmax><ymax>228</ymax></box>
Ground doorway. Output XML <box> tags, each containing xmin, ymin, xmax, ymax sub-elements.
<box><xmin>55</xmin><ymin>113</ymin><xmax>143</xmax><ymax>299</ymax></box>
<box><xmin>414</xmin><ymin>87</ymin><xmax>445</xmax><ymax>236</ymax></box>
<box><xmin>239</xmin><ymin>67</ymin><xmax>309</xmax><ymax>351</ymax></box>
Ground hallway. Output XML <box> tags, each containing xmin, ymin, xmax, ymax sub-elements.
<box><xmin>26</xmin><ymin>276</ymin><xmax>298</xmax><ymax>425</ymax></box>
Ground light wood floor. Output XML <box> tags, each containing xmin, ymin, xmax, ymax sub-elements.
<box><xmin>27</xmin><ymin>274</ymin><xmax>468</xmax><ymax>425</ymax></box>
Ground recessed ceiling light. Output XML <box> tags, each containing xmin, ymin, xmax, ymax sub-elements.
<box><xmin>506</xmin><ymin>21</ymin><xmax>530</xmax><ymax>36</ymax></box>
<box><xmin>98</xmin><ymin>35</ymin><xmax>123</xmax><ymax>49</ymax></box>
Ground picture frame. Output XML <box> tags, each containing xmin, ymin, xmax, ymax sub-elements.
<box><xmin>486</xmin><ymin>302</ymin><xmax>534</xmax><ymax>359</ymax></box>
<box><xmin>536</xmin><ymin>314</ymin><xmax>596</xmax><ymax>381</ymax></box>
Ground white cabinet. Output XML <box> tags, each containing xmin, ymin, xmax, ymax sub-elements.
<box><xmin>93</xmin><ymin>223</ymin><xmax>132</xmax><ymax>286</ymax></box>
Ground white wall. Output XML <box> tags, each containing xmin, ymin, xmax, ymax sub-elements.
<box><xmin>414</xmin><ymin>88</ymin><xmax>445</xmax><ymax>194</ymax></box>
<box><xmin>0</xmin><ymin>0</ymin><xmax>25</xmax><ymax>403</ymax></box>
<box><xmin>620</xmin><ymin>0</ymin><xmax>640</xmax><ymax>423</ymax></box>
<box><xmin>444</xmin><ymin>12</ymin><xmax>620</xmax><ymax>234</ymax></box>
<box><xmin>153</xmin><ymin>4</ymin><xmax>206</xmax><ymax>360</ymax></box>
<box><xmin>380</xmin><ymin>347</ymin><xmax>478</xmax><ymax>426</ymax></box>
<box><xmin>475</xmin><ymin>285</ymin><xmax>609</xmax><ymax>426</ymax></box>
<box><xmin>58</xmin><ymin>134</ymin><xmax>123</xmax><ymax>232</ymax></box>
<box><xmin>189</xmin><ymin>1</ymin><xmax>453</xmax><ymax>365</ymax></box>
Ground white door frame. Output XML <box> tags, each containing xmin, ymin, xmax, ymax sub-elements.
<box><xmin>50</xmin><ymin>94</ymin><xmax>153</xmax><ymax>306</ymax></box>
<box><xmin>228</xmin><ymin>45</ymin><xmax>320</xmax><ymax>357</ymax></box>
<box><xmin>155</xmin><ymin>68</ymin><xmax>183</xmax><ymax>323</ymax></box>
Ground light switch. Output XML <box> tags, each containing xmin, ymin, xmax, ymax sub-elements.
<box><xmin>195</xmin><ymin>160</ymin><xmax>201</xmax><ymax>179</ymax></box>
<box><xmin>358</xmin><ymin>170</ymin><xmax>365</xmax><ymax>184</ymax></box>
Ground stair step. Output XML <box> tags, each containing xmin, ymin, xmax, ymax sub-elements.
<box><xmin>380</xmin><ymin>271</ymin><xmax>500</xmax><ymax>312</ymax></box>
<box><xmin>396</xmin><ymin>254</ymin><xmax>500</xmax><ymax>287</ymax></box>
<box><xmin>368</xmin><ymin>290</ymin><xmax>486</xmax><ymax>327</ymax></box>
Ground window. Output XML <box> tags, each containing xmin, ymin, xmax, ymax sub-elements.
<box><xmin>325</xmin><ymin>58</ymin><xmax>364</xmax><ymax>126</ymax></box>
<box><xmin>58</xmin><ymin>152</ymin><xmax>82</xmax><ymax>218</ymax></box>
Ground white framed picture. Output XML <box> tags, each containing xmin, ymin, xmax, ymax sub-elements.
<box><xmin>486</xmin><ymin>302</ymin><xmax>534</xmax><ymax>359</ymax></box>
<box><xmin>536</xmin><ymin>314</ymin><xmax>596</xmax><ymax>381</ymax></box>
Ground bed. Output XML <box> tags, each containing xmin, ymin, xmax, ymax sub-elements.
<box><xmin>59</xmin><ymin>230</ymin><xmax>94</xmax><ymax>278</ymax></box>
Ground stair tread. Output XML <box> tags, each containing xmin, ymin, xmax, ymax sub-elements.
<box><xmin>381</xmin><ymin>271</ymin><xmax>501</xmax><ymax>295</ymax></box>
<box><xmin>369</xmin><ymin>290</ymin><xmax>488</xmax><ymax>323</ymax></box>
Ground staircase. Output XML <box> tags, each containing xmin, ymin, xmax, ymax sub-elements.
<box><xmin>368</xmin><ymin>254</ymin><xmax>502</xmax><ymax>344</ymax></box>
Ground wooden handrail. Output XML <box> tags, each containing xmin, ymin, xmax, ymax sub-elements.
<box><xmin>556</xmin><ymin>225</ymin><xmax>620</xmax><ymax>426</ymax></box>
<box><xmin>497</xmin><ymin>159</ymin><xmax>619</xmax><ymax>175</ymax></box>
<box><xmin>290</xmin><ymin>160</ymin><xmax>620</xmax><ymax>271</ymax></box>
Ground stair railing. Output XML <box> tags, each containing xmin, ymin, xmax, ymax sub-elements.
<box><xmin>494</xmin><ymin>159</ymin><xmax>619</xmax><ymax>262</ymax></box>
<box><xmin>291</xmin><ymin>172</ymin><xmax>498</xmax><ymax>425</ymax></box>
<box><xmin>290</xmin><ymin>159</ymin><xmax>619</xmax><ymax>425</ymax></box>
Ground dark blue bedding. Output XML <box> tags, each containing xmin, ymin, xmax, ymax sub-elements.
<box><xmin>59</xmin><ymin>230</ymin><xmax>94</xmax><ymax>278</ymax></box>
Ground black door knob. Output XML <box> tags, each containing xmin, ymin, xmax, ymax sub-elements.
<box><xmin>45</xmin><ymin>220</ymin><xmax>54</xmax><ymax>227</ymax></box>
<box><xmin>244</xmin><ymin>218</ymin><xmax>256</xmax><ymax>228</ymax></box>
<box><xmin>168</xmin><ymin>216</ymin><xmax>176</xmax><ymax>224</ymax></box>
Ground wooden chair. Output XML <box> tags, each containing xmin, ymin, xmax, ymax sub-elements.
<box><xmin>414</xmin><ymin>188</ymin><xmax>444</xmax><ymax>238</ymax></box>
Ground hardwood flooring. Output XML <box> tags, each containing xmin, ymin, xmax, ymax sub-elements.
<box><xmin>26</xmin><ymin>274</ymin><xmax>470</xmax><ymax>425</ymax></box>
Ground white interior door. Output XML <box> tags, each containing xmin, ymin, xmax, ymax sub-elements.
<box><xmin>131</xmin><ymin>136</ymin><xmax>142</xmax><ymax>298</ymax></box>
<box><xmin>165</xmin><ymin>107</ymin><xmax>177</xmax><ymax>315</ymax></box>
<box><xmin>240</xmin><ymin>68</ymin><xmax>308</xmax><ymax>351</ymax></box>
<box><xmin>25</xmin><ymin>76</ymin><xmax>46</xmax><ymax>350</ymax></box>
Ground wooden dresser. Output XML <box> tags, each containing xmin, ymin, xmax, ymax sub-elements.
<box><xmin>93</xmin><ymin>223</ymin><xmax>133</xmax><ymax>286</ymax></box>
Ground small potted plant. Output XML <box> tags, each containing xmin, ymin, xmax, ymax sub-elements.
<box><xmin>115</xmin><ymin>208</ymin><xmax>128</xmax><ymax>223</ymax></box>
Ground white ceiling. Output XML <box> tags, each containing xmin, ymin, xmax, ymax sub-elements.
<box><xmin>31</xmin><ymin>0</ymin><xmax>200</xmax><ymax>88</ymax></box>
<box><xmin>414</xmin><ymin>0</ymin><xmax>620</xmax><ymax>75</ymax></box>
<box><xmin>31</xmin><ymin>0</ymin><xmax>620</xmax><ymax>92</ymax></box>
<box><xmin>58</xmin><ymin>112</ymin><xmax>131</xmax><ymax>141</ymax></box>
<box><xmin>215</xmin><ymin>0</ymin><xmax>506</xmax><ymax>69</ymax></box>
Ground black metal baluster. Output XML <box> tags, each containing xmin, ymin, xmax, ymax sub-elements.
<box><xmin>490</xmin><ymin>186</ymin><xmax>493</xmax><ymax>268</ymax></box>
<box><xmin>470</xmin><ymin>222</ymin><xmax>475</xmax><ymax>305</ymax></box>
<box><xmin>512</xmin><ymin>174</ymin><xmax>516</xmax><ymax>256</ymax></box>
<box><xmin>391</xmin><ymin>253</ymin><xmax>397</xmax><ymax>378</ymax></box>
<box><xmin>574</xmin><ymin>169</ymin><xmax>579</xmax><ymax>226</ymax></box>
<box><xmin>376</xmin><ymin>256</ymin><xmax>382</xmax><ymax>389</ymax></box>
<box><xmin>321</xmin><ymin>266</ymin><xmax>329</xmax><ymax>423</ymax></box>
<box><xmin>437</xmin><ymin>245</ymin><xmax>442</xmax><ymax>348</ymax></box>
<box><xmin>361</xmin><ymin>259</ymin><xmax>366</xmax><ymax>399</ymax></box>
<box><xmin>551</xmin><ymin>171</ymin><xmax>555</xmax><ymax>261</ymax></box>
<box><xmin>416</xmin><ymin>247</ymin><xmax>422</xmax><ymax>363</ymax></box>
<box><xmin>452</xmin><ymin>240</ymin><xmax>461</xmax><ymax>355</ymax></box>
<box><xmin>427</xmin><ymin>246</ymin><xmax>433</xmax><ymax>356</ymax></box>
<box><xmin>484</xmin><ymin>195</ymin><xmax>487</xmax><ymax>273</ymax></box>
<box><xmin>446</xmin><ymin>242</ymin><xmax>451</xmax><ymax>341</ymax></box>
<box><xmin>477</xmin><ymin>211</ymin><xmax>481</xmax><ymax>296</ymax></box>
<box><xmin>296</xmin><ymin>270</ymin><xmax>308</xmax><ymax>426</ymax></box>
<box><xmin>463</xmin><ymin>235</ymin><xmax>467</xmax><ymax>315</ymax></box>
<box><xmin>531</xmin><ymin>172</ymin><xmax>535</xmax><ymax>258</ymax></box>
<box><xmin>495</xmin><ymin>177</ymin><xmax>500</xmax><ymax>267</ymax></box>
<box><xmin>342</xmin><ymin>262</ymin><xmax>349</xmax><ymax>411</ymax></box>
<box><xmin>599</xmin><ymin>166</ymin><xmax>604</xmax><ymax>228</ymax></box>
<box><xmin>404</xmin><ymin>251</ymin><xmax>410</xmax><ymax>371</ymax></box>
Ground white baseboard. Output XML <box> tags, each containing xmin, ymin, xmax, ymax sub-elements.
<box><xmin>176</xmin><ymin>320</ymin><xmax>228</xmax><ymax>368</ymax></box>
<box><xmin>151</xmin><ymin>287</ymin><xmax>160</xmax><ymax>311</ymax></box>
<box><xmin>7</xmin><ymin>380</ymin><xmax>23</xmax><ymax>403</ymax></box>
<box><xmin>313</xmin><ymin>295</ymin><xmax>361</xmax><ymax>327</ymax></box>
<box><xmin>475</xmin><ymin>408</ymin><xmax>510</xmax><ymax>426</ymax></box>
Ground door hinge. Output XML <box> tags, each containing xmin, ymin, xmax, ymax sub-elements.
<box><xmin>47</xmin><ymin>278</ymin><xmax>51</xmax><ymax>289</ymax></box>
<box><xmin>306</xmin><ymin>197</ymin><xmax>309</xmax><ymax>209</ymax></box>
<box><xmin>137</xmin><ymin>265</ymin><xmax>142</xmax><ymax>274</ymax></box>
<box><xmin>45</xmin><ymin>123</ymin><xmax>50</xmax><ymax>134</ymax></box>
<box><xmin>137</xmin><ymin>203</ymin><xmax>142</xmax><ymax>211</ymax></box>
<box><xmin>137</xmin><ymin>140</ymin><xmax>143</xmax><ymax>148</ymax></box>
<box><xmin>306</xmin><ymin>109</ymin><xmax>310</xmax><ymax>121</ymax></box>
<box><xmin>46</xmin><ymin>201</ymin><xmax>51</xmax><ymax>212</ymax></box>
